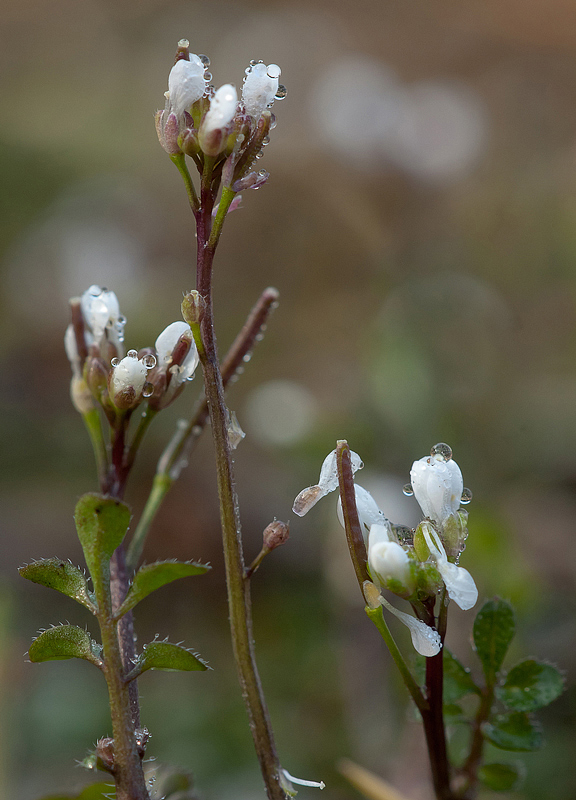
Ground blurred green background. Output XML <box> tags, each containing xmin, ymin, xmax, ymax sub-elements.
<box><xmin>1</xmin><ymin>0</ymin><xmax>575</xmax><ymax>798</ymax></box>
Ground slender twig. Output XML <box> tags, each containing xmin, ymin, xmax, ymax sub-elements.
<box><xmin>336</xmin><ymin>440</ymin><xmax>370</xmax><ymax>588</ymax></box>
<box><xmin>190</xmin><ymin>174</ymin><xmax>286</xmax><ymax>799</ymax></box>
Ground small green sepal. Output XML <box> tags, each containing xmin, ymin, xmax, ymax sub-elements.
<box><xmin>28</xmin><ymin>625</ymin><xmax>102</xmax><ymax>668</ymax></box>
<box><xmin>19</xmin><ymin>559</ymin><xmax>96</xmax><ymax>613</ymax></box>
<box><xmin>115</xmin><ymin>560</ymin><xmax>210</xmax><ymax>618</ymax></box>
<box><xmin>483</xmin><ymin>711</ymin><xmax>543</xmax><ymax>752</ymax></box>
<box><xmin>473</xmin><ymin>598</ymin><xmax>515</xmax><ymax>685</ymax></box>
<box><xmin>478</xmin><ymin>762</ymin><xmax>524</xmax><ymax>791</ymax></box>
<box><xmin>496</xmin><ymin>659</ymin><xmax>565</xmax><ymax>712</ymax></box>
<box><xmin>125</xmin><ymin>640</ymin><xmax>209</xmax><ymax>681</ymax></box>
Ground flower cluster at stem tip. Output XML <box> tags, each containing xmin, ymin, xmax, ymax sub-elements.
<box><xmin>156</xmin><ymin>39</ymin><xmax>286</xmax><ymax>193</ymax></box>
<box><xmin>293</xmin><ymin>443</ymin><xmax>478</xmax><ymax>657</ymax></box>
<box><xmin>65</xmin><ymin>285</ymin><xmax>199</xmax><ymax>415</ymax></box>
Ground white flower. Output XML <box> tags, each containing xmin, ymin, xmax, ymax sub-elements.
<box><xmin>292</xmin><ymin>448</ymin><xmax>363</xmax><ymax>516</ymax></box>
<box><xmin>336</xmin><ymin>484</ymin><xmax>390</xmax><ymax>544</ymax></box>
<box><xmin>80</xmin><ymin>285</ymin><xmax>125</xmax><ymax>353</ymax></box>
<box><xmin>410</xmin><ymin>449</ymin><xmax>463</xmax><ymax>527</ymax></box>
<box><xmin>203</xmin><ymin>84</ymin><xmax>238</xmax><ymax>134</ymax></box>
<box><xmin>368</xmin><ymin>535</ymin><xmax>411</xmax><ymax>589</ymax></box>
<box><xmin>242</xmin><ymin>62</ymin><xmax>281</xmax><ymax>118</ymax></box>
<box><xmin>419</xmin><ymin>522</ymin><xmax>478</xmax><ymax>611</ymax></box>
<box><xmin>167</xmin><ymin>55</ymin><xmax>205</xmax><ymax>117</ymax></box>
<box><xmin>110</xmin><ymin>353</ymin><xmax>148</xmax><ymax>408</ymax></box>
<box><xmin>364</xmin><ymin>581</ymin><xmax>441</xmax><ymax>657</ymax></box>
<box><xmin>155</xmin><ymin>320</ymin><xmax>199</xmax><ymax>386</ymax></box>
<box><xmin>64</xmin><ymin>324</ymin><xmax>81</xmax><ymax>377</ymax></box>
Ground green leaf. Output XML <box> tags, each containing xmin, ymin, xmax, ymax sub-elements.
<box><xmin>75</xmin><ymin>493</ymin><xmax>130</xmax><ymax>588</ymax></box>
<box><xmin>443</xmin><ymin>703</ymin><xmax>467</xmax><ymax>723</ymax></box>
<box><xmin>126</xmin><ymin>641</ymin><xmax>209</xmax><ymax>680</ymax></box>
<box><xmin>478</xmin><ymin>762</ymin><xmax>524</xmax><ymax>791</ymax></box>
<box><xmin>19</xmin><ymin>559</ymin><xmax>96</xmax><ymax>613</ymax></box>
<box><xmin>483</xmin><ymin>711</ymin><xmax>543</xmax><ymax>751</ymax></box>
<box><xmin>29</xmin><ymin>625</ymin><xmax>102</xmax><ymax>667</ymax></box>
<box><xmin>496</xmin><ymin>659</ymin><xmax>565</xmax><ymax>712</ymax></box>
<box><xmin>115</xmin><ymin>560</ymin><xmax>210</xmax><ymax>618</ymax></box>
<box><xmin>443</xmin><ymin>648</ymin><xmax>480</xmax><ymax>703</ymax></box>
<box><xmin>40</xmin><ymin>783</ymin><xmax>116</xmax><ymax>800</ymax></box>
<box><xmin>473</xmin><ymin>598</ymin><xmax>515</xmax><ymax>685</ymax></box>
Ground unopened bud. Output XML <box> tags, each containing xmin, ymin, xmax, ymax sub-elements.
<box><xmin>263</xmin><ymin>520</ymin><xmax>289</xmax><ymax>551</ymax></box>
<box><xmin>109</xmin><ymin>353</ymin><xmax>149</xmax><ymax>410</ymax></box>
<box><xmin>199</xmin><ymin>84</ymin><xmax>238</xmax><ymax>156</ymax></box>
<box><xmin>95</xmin><ymin>737</ymin><xmax>115</xmax><ymax>774</ymax></box>
<box><xmin>181</xmin><ymin>290</ymin><xmax>205</xmax><ymax>326</ymax></box>
<box><xmin>167</xmin><ymin>54</ymin><xmax>205</xmax><ymax>117</ymax></box>
<box><xmin>70</xmin><ymin>376</ymin><xmax>96</xmax><ymax>415</ymax></box>
<box><xmin>157</xmin><ymin>110</ymin><xmax>182</xmax><ymax>155</ymax></box>
<box><xmin>242</xmin><ymin>62</ymin><xmax>281</xmax><ymax>119</ymax></box>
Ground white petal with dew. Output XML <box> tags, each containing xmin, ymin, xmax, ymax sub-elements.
<box><xmin>337</xmin><ymin>484</ymin><xmax>389</xmax><ymax>543</ymax></box>
<box><xmin>243</xmin><ymin>62</ymin><xmax>280</xmax><ymax>118</ymax></box>
<box><xmin>110</xmin><ymin>355</ymin><xmax>147</xmax><ymax>396</ymax></box>
<box><xmin>379</xmin><ymin>595</ymin><xmax>442</xmax><ymax>657</ymax></box>
<box><xmin>368</xmin><ymin>540</ymin><xmax>410</xmax><ymax>587</ymax></box>
<box><xmin>203</xmin><ymin>84</ymin><xmax>238</xmax><ymax>134</ymax></box>
<box><xmin>420</xmin><ymin>524</ymin><xmax>477</xmax><ymax>610</ymax></box>
<box><xmin>293</xmin><ymin>448</ymin><xmax>363</xmax><ymax>516</ymax></box>
<box><xmin>410</xmin><ymin>454</ymin><xmax>463</xmax><ymax>526</ymax></box>
<box><xmin>168</xmin><ymin>56</ymin><xmax>205</xmax><ymax>116</ymax></box>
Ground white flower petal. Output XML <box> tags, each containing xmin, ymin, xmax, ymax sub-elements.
<box><xmin>110</xmin><ymin>355</ymin><xmax>147</xmax><ymax>397</ymax></box>
<box><xmin>420</xmin><ymin>522</ymin><xmax>477</xmax><ymax>610</ymax></box>
<box><xmin>293</xmin><ymin>448</ymin><xmax>363</xmax><ymax>516</ymax></box>
<box><xmin>203</xmin><ymin>84</ymin><xmax>237</xmax><ymax>134</ymax></box>
<box><xmin>368</xmin><ymin>539</ymin><xmax>410</xmax><ymax>587</ymax></box>
<box><xmin>168</xmin><ymin>56</ymin><xmax>205</xmax><ymax>116</ymax></box>
<box><xmin>379</xmin><ymin>596</ymin><xmax>442</xmax><ymax>657</ymax></box>
<box><xmin>242</xmin><ymin>62</ymin><xmax>280</xmax><ymax>118</ymax></box>
<box><xmin>410</xmin><ymin>453</ymin><xmax>463</xmax><ymax>526</ymax></box>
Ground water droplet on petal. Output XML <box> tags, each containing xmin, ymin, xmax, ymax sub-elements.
<box><xmin>142</xmin><ymin>354</ymin><xmax>157</xmax><ymax>369</ymax></box>
<box><xmin>262</xmin><ymin>135</ymin><xmax>270</xmax><ymax>146</ymax></box>
<box><xmin>204</xmin><ymin>71</ymin><xmax>212</xmax><ymax>82</ymax></box>
<box><xmin>142</xmin><ymin>382</ymin><xmax>154</xmax><ymax>398</ymax></box>
<box><xmin>275</xmin><ymin>85</ymin><xmax>287</xmax><ymax>100</ymax></box>
<box><xmin>402</xmin><ymin>483</ymin><xmax>414</xmax><ymax>496</ymax></box>
<box><xmin>111</xmin><ymin>357</ymin><xmax>120</xmax><ymax>367</ymax></box>
<box><xmin>198</xmin><ymin>54</ymin><xmax>210</xmax><ymax>67</ymax></box>
<box><xmin>249</xmin><ymin>59</ymin><xmax>259</xmax><ymax>67</ymax></box>
<box><xmin>269</xmin><ymin>113</ymin><xmax>277</xmax><ymax>130</ymax></box>
<box><xmin>461</xmin><ymin>487</ymin><xmax>473</xmax><ymax>504</ymax></box>
<box><xmin>127</xmin><ymin>349</ymin><xmax>138</xmax><ymax>359</ymax></box>
<box><xmin>117</xmin><ymin>315</ymin><xmax>127</xmax><ymax>325</ymax></box>
<box><xmin>431</xmin><ymin>442</ymin><xmax>452</xmax><ymax>461</ymax></box>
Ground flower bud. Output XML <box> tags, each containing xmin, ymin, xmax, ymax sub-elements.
<box><xmin>95</xmin><ymin>737</ymin><xmax>115</xmax><ymax>774</ymax></box>
<box><xmin>410</xmin><ymin>444</ymin><xmax>463</xmax><ymax>527</ymax></box>
<box><xmin>150</xmin><ymin>321</ymin><xmax>199</xmax><ymax>408</ymax></box>
<box><xmin>156</xmin><ymin>110</ymin><xmax>182</xmax><ymax>155</ymax></box>
<box><xmin>80</xmin><ymin>285</ymin><xmax>125</xmax><ymax>357</ymax></box>
<box><xmin>181</xmin><ymin>290</ymin><xmax>205</xmax><ymax>326</ymax></box>
<box><xmin>167</xmin><ymin>55</ymin><xmax>205</xmax><ymax>117</ymax></box>
<box><xmin>109</xmin><ymin>352</ymin><xmax>149</xmax><ymax>410</ymax></box>
<box><xmin>242</xmin><ymin>62</ymin><xmax>281</xmax><ymax>119</ymax></box>
<box><xmin>70</xmin><ymin>375</ymin><xmax>96</xmax><ymax>415</ymax></box>
<box><xmin>199</xmin><ymin>84</ymin><xmax>238</xmax><ymax>156</ymax></box>
<box><xmin>263</xmin><ymin>520</ymin><xmax>290</xmax><ymax>551</ymax></box>
<box><xmin>368</xmin><ymin>534</ymin><xmax>414</xmax><ymax>597</ymax></box>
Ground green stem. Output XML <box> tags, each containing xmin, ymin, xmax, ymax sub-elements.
<box><xmin>171</xmin><ymin>153</ymin><xmax>199</xmax><ymax>213</ymax></box>
<box><xmin>208</xmin><ymin>186</ymin><xmax>236</xmax><ymax>250</ymax></box>
<box><xmin>82</xmin><ymin>408</ymin><xmax>108</xmax><ymax>487</ymax></box>
<box><xmin>125</xmin><ymin>406</ymin><xmax>158</xmax><ymax>474</ymax></box>
<box><xmin>126</xmin><ymin>473</ymin><xmax>173</xmax><ymax>570</ymax></box>
<box><xmin>365</xmin><ymin>605</ymin><xmax>429</xmax><ymax>714</ymax></box>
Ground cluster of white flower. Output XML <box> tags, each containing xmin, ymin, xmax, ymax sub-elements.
<box><xmin>64</xmin><ymin>286</ymin><xmax>199</xmax><ymax>414</ymax></box>
<box><xmin>156</xmin><ymin>40</ymin><xmax>285</xmax><ymax>194</ymax></box>
<box><xmin>293</xmin><ymin>444</ymin><xmax>477</xmax><ymax>657</ymax></box>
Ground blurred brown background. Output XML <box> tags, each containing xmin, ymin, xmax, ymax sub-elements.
<box><xmin>1</xmin><ymin>1</ymin><xmax>575</xmax><ymax>798</ymax></box>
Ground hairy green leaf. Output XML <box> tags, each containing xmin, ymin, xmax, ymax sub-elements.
<box><xmin>478</xmin><ymin>762</ymin><xmax>524</xmax><ymax>791</ymax></box>
<box><xmin>19</xmin><ymin>559</ymin><xmax>96</xmax><ymax>613</ymax></box>
<box><xmin>29</xmin><ymin>625</ymin><xmax>102</xmax><ymax>667</ymax></box>
<box><xmin>443</xmin><ymin>648</ymin><xmax>480</xmax><ymax>702</ymax></box>
<box><xmin>483</xmin><ymin>711</ymin><xmax>543</xmax><ymax>752</ymax></box>
<box><xmin>496</xmin><ymin>659</ymin><xmax>565</xmax><ymax>712</ymax></box>
<box><xmin>115</xmin><ymin>560</ymin><xmax>210</xmax><ymax>618</ymax></box>
<box><xmin>473</xmin><ymin>598</ymin><xmax>515</xmax><ymax>685</ymax></box>
<box><xmin>75</xmin><ymin>493</ymin><xmax>130</xmax><ymax>591</ymax></box>
<box><xmin>126</xmin><ymin>641</ymin><xmax>208</xmax><ymax>681</ymax></box>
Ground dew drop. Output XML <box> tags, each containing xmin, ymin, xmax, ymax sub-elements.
<box><xmin>242</xmin><ymin>352</ymin><xmax>252</xmax><ymax>363</ymax></box>
<box><xmin>192</xmin><ymin>425</ymin><xmax>202</xmax><ymax>436</ymax></box>
<box><xmin>127</xmin><ymin>349</ymin><xmax>138</xmax><ymax>359</ymax></box>
<box><xmin>142</xmin><ymin>354</ymin><xmax>157</xmax><ymax>369</ymax></box>
<box><xmin>204</xmin><ymin>71</ymin><xmax>212</xmax><ymax>82</ymax></box>
<box><xmin>255</xmin><ymin>151</ymin><xmax>264</xmax><ymax>159</ymax></box>
<box><xmin>269</xmin><ymin>113</ymin><xmax>277</xmax><ymax>130</ymax></box>
<box><xmin>198</xmin><ymin>54</ymin><xmax>210</xmax><ymax>67</ymax></box>
<box><xmin>142</xmin><ymin>382</ymin><xmax>154</xmax><ymax>398</ymax></box>
<box><xmin>117</xmin><ymin>315</ymin><xmax>127</xmax><ymax>325</ymax></box>
<box><xmin>249</xmin><ymin>59</ymin><xmax>259</xmax><ymax>67</ymax></box>
<box><xmin>402</xmin><ymin>483</ymin><xmax>414</xmax><ymax>497</ymax></box>
<box><xmin>431</xmin><ymin>442</ymin><xmax>452</xmax><ymax>461</ymax></box>
<box><xmin>275</xmin><ymin>84</ymin><xmax>287</xmax><ymax>100</ymax></box>
<box><xmin>258</xmin><ymin>169</ymin><xmax>267</xmax><ymax>176</ymax></box>
<box><xmin>461</xmin><ymin>487</ymin><xmax>473</xmax><ymax>505</ymax></box>
<box><xmin>262</xmin><ymin>135</ymin><xmax>270</xmax><ymax>146</ymax></box>
<box><xmin>87</xmin><ymin>284</ymin><xmax>102</xmax><ymax>296</ymax></box>
<box><xmin>236</xmin><ymin>365</ymin><xmax>245</xmax><ymax>375</ymax></box>
<box><xmin>267</xmin><ymin>64</ymin><xmax>281</xmax><ymax>79</ymax></box>
<box><xmin>111</xmin><ymin>357</ymin><xmax>120</xmax><ymax>367</ymax></box>
<box><xmin>255</xmin><ymin>333</ymin><xmax>264</xmax><ymax>342</ymax></box>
